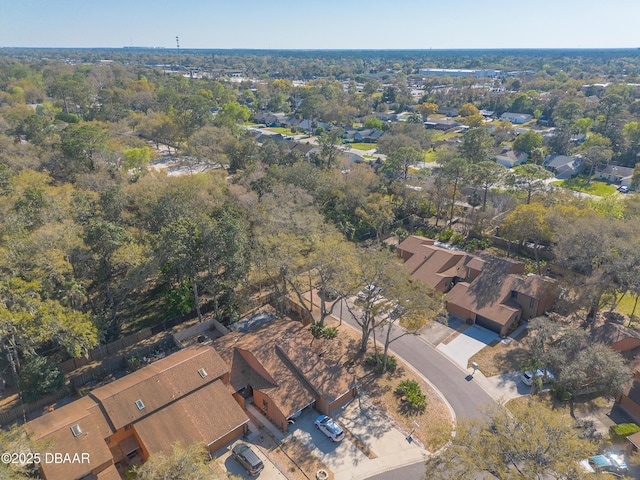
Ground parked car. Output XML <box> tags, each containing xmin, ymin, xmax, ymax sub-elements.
<box><xmin>231</xmin><ymin>443</ymin><xmax>264</xmax><ymax>476</ymax></box>
<box><xmin>314</xmin><ymin>415</ymin><xmax>345</xmax><ymax>442</ymax></box>
<box><xmin>618</xmin><ymin>185</ymin><xmax>629</xmax><ymax>193</ymax></box>
<box><xmin>520</xmin><ymin>368</ymin><xmax>555</xmax><ymax>386</ymax></box>
<box><xmin>357</xmin><ymin>284</ymin><xmax>382</xmax><ymax>300</ymax></box>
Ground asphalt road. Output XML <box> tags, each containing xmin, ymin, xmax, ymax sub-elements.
<box><xmin>389</xmin><ymin>330</ymin><xmax>495</xmax><ymax>420</ymax></box>
<box><xmin>340</xmin><ymin>299</ymin><xmax>496</xmax><ymax>420</ymax></box>
<box><xmin>338</xmin><ymin>299</ymin><xmax>497</xmax><ymax>480</ymax></box>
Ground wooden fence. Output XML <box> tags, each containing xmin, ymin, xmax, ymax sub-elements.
<box><xmin>0</xmin><ymin>389</ymin><xmax>68</xmax><ymax>426</ymax></box>
<box><xmin>68</xmin><ymin>335</ymin><xmax>173</xmax><ymax>389</ymax></box>
<box><xmin>59</xmin><ymin>328</ymin><xmax>154</xmax><ymax>373</ymax></box>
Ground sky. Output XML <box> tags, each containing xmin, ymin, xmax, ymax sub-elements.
<box><xmin>1</xmin><ymin>0</ymin><xmax>639</xmax><ymax>50</ymax></box>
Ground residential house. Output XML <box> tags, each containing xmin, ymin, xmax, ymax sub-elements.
<box><xmin>398</xmin><ymin>236</ymin><xmax>556</xmax><ymax>336</ymax></box>
<box><xmin>342</xmin><ymin>128</ymin><xmax>358</xmax><ymax>141</ymax></box>
<box><xmin>213</xmin><ymin>318</ymin><xmax>357</xmax><ymax>432</ymax></box>
<box><xmin>479</xmin><ymin>110</ymin><xmax>495</xmax><ymax>118</ymax></box>
<box><xmin>293</xmin><ymin>118</ymin><xmax>313</xmax><ymax>132</ymax></box>
<box><xmin>288</xmin><ymin>142</ymin><xmax>317</xmax><ymax>158</ymax></box>
<box><xmin>373</xmin><ymin>112</ymin><xmax>397</xmax><ymax>122</ymax></box>
<box><xmin>446</xmin><ymin>262</ymin><xmax>556</xmax><ymax>336</ymax></box>
<box><xmin>25</xmin><ymin>345</ymin><xmax>249</xmax><ymax>480</ymax></box>
<box><xmin>353</xmin><ymin>129</ymin><xmax>385</xmax><ymax>143</ymax></box>
<box><xmin>437</xmin><ymin>106</ymin><xmax>459</xmax><ymax>117</ymax></box>
<box><xmin>495</xmin><ymin>148</ymin><xmax>528</xmax><ymax>168</ymax></box>
<box><xmin>425</xmin><ymin>118</ymin><xmax>461</xmax><ymax>131</ymax></box>
<box><xmin>500</xmin><ymin>112</ymin><xmax>533</xmax><ymax>124</ymax></box>
<box><xmin>543</xmin><ymin>154</ymin><xmax>584</xmax><ymax>179</ymax></box>
<box><xmin>397</xmin><ymin>236</ymin><xmax>479</xmax><ymax>293</ymax></box>
<box><xmin>595</xmin><ymin>164</ymin><xmax>634</xmax><ymax>187</ymax></box>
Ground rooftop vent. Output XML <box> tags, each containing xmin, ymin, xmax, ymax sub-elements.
<box><xmin>198</xmin><ymin>368</ymin><xmax>208</xmax><ymax>378</ymax></box>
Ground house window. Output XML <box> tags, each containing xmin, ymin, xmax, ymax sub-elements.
<box><xmin>530</xmin><ymin>298</ymin><xmax>535</xmax><ymax>308</ymax></box>
<box><xmin>198</xmin><ymin>368</ymin><xmax>208</xmax><ymax>379</ymax></box>
<box><xmin>135</xmin><ymin>399</ymin><xmax>145</xmax><ymax>410</ymax></box>
<box><xmin>262</xmin><ymin>399</ymin><xmax>269</xmax><ymax>410</ymax></box>
<box><xmin>70</xmin><ymin>424</ymin><xmax>82</xmax><ymax>437</ymax></box>
<box><xmin>511</xmin><ymin>290</ymin><xmax>518</xmax><ymax>300</ymax></box>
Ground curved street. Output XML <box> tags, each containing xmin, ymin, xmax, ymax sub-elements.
<box><xmin>336</xmin><ymin>300</ymin><xmax>498</xmax><ymax>479</ymax></box>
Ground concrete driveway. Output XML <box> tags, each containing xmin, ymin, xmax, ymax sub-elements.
<box><xmin>217</xmin><ymin>439</ymin><xmax>287</xmax><ymax>479</ymax></box>
<box><xmin>290</xmin><ymin>399</ymin><xmax>426</xmax><ymax>480</ymax></box>
<box><xmin>436</xmin><ymin>324</ymin><xmax>500</xmax><ymax>368</ymax></box>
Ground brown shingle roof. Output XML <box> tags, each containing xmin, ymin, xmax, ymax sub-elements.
<box><xmin>277</xmin><ymin>336</ymin><xmax>354</xmax><ymax>403</ymax></box>
<box><xmin>134</xmin><ymin>379</ymin><xmax>248</xmax><ymax>455</ymax></box>
<box><xmin>214</xmin><ymin>324</ymin><xmax>315</xmax><ymax>418</ymax></box>
<box><xmin>399</xmin><ymin>238</ymin><xmax>473</xmax><ymax>291</ymax></box>
<box><xmin>214</xmin><ymin>319</ymin><xmax>351</xmax><ymax>418</ymax></box>
<box><xmin>397</xmin><ymin>235</ymin><xmax>434</xmax><ymax>256</ymax></box>
<box><xmin>96</xmin><ymin>465</ymin><xmax>122</xmax><ymax>480</ymax></box>
<box><xmin>25</xmin><ymin>397</ymin><xmax>114</xmax><ymax>480</ymax></box>
<box><xmin>91</xmin><ymin>345</ymin><xmax>228</xmax><ymax>430</ymax></box>
<box><xmin>447</xmin><ymin>281</ymin><xmax>520</xmax><ymax>327</ymax></box>
<box><xmin>447</xmin><ymin>260</ymin><xmax>554</xmax><ymax>327</ymax></box>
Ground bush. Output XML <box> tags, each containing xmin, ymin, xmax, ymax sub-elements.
<box><xmin>309</xmin><ymin>324</ymin><xmax>338</xmax><ymax>339</ymax></box>
<box><xmin>464</xmin><ymin>237</ymin><xmax>492</xmax><ymax>252</ymax></box>
<box><xmin>323</xmin><ymin>327</ymin><xmax>338</xmax><ymax>339</ymax></box>
<box><xmin>450</xmin><ymin>234</ymin><xmax>464</xmax><ymax>246</ymax></box>
<box><xmin>610</xmin><ymin>423</ymin><xmax>640</xmax><ymax>442</ymax></box>
<box><xmin>54</xmin><ymin>112</ymin><xmax>79</xmax><ymax>123</ymax></box>
<box><xmin>126</xmin><ymin>356</ymin><xmax>141</xmax><ymax>373</ymax></box>
<box><xmin>365</xmin><ymin>353</ymin><xmax>397</xmax><ymax>373</ymax></box>
<box><xmin>395</xmin><ymin>379</ymin><xmax>427</xmax><ymax>414</ymax></box>
<box><xmin>437</xmin><ymin>229</ymin><xmax>454</xmax><ymax>243</ymax></box>
<box><xmin>20</xmin><ymin>356</ymin><xmax>65</xmax><ymax>403</ymax></box>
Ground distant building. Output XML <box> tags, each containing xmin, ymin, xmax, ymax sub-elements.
<box><xmin>500</xmin><ymin>112</ymin><xmax>533</xmax><ymax>124</ymax></box>
<box><xmin>419</xmin><ymin>68</ymin><xmax>500</xmax><ymax>78</ymax></box>
<box><xmin>595</xmin><ymin>164</ymin><xmax>634</xmax><ymax>187</ymax></box>
<box><xmin>543</xmin><ymin>154</ymin><xmax>584</xmax><ymax>179</ymax></box>
<box><xmin>495</xmin><ymin>149</ymin><xmax>528</xmax><ymax>168</ymax></box>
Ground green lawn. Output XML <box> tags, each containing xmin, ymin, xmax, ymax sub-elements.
<box><xmin>265</xmin><ymin>127</ymin><xmax>297</xmax><ymax>135</ymax></box>
<box><xmin>552</xmin><ymin>178</ymin><xmax>618</xmax><ymax>196</ymax></box>
<box><xmin>423</xmin><ymin>150</ymin><xmax>438</xmax><ymax>163</ymax></box>
<box><xmin>347</xmin><ymin>142</ymin><xmax>377</xmax><ymax>151</ymax></box>
<box><xmin>614</xmin><ymin>293</ymin><xmax>640</xmax><ymax>319</ymax></box>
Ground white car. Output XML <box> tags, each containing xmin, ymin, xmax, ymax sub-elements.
<box><xmin>521</xmin><ymin>368</ymin><xmax>555</xmax><ymax>386</ymax></box>
<box><xmin>314</xmin><ymin>415</ymin><xmax>345</xmax><ymax>442</ymax></box>
<box><xmin>357</xmin><ymin>284</ymin><xmax>382</xmax><ymax>300</ymax></box>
